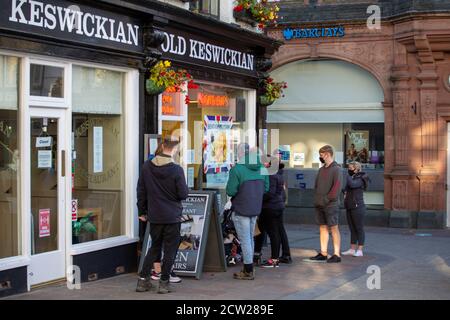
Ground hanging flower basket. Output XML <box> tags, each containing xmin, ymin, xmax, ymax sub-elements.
<box><xmin>145</xmin><ymin>79</ymin><xmax>166</xmax><ymax>95</ymax></box>
<box><xmin>259</xmin><ymin>95</ymin><xmax>275</xmax><ymax>106</ymax></box>
<box><xmin>233</xmin><ymin>10</ymin><xmax>257</xmax><ymax>27</ymax></box>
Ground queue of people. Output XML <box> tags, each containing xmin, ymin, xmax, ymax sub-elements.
<box><xmin>136</xmin><ymin>140</ymin><xmax>368</xmax><ymax>292</ymax></box>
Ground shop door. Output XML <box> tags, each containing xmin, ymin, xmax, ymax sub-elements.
<box><xmin>28</xmin><ymin>108</ymin><xmax>68</xmax><ymax>286</ymax></box>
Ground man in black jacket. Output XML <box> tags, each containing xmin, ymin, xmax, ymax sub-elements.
<box><xmin>136</xmin><ymin>138</ymin><xmax>189</xmax><ymax>294</ymax></box>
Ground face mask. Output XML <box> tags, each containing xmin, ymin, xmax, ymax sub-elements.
<box><xmin>319</xmin><ymin>157</ymin><xmax>325</xmax><ymax>164</ymax></box>
<box><xmin>348</xmin><ymin>169</ymin><xmax>355</xmax><ymax>176</ymax></box>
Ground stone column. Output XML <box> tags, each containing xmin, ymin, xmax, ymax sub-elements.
<box><xmin>390</xmin><ymin>65</ymin><xmax>411</xmax><ymax>212</ymax></box>
<box><xmin>414</xmin><ymin>35</ymin><xmax>439</xmax><ymax>227</ymax></box>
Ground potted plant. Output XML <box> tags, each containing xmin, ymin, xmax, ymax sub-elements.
<box><xmin>233</xmin><ymin>0</ymin><xmax>280</xmax><ymax>30</ymax></box>
<box><xmin>72</xmin><ymin>212</ymin><xmax>97</xmax><ymax>244</ymax></box>
<box><xmin>259</xmin><ymin>77</ymin><xmax>287</xmax><ymax>106</ymax></box>
<box><xmin>146</xmin><ymin>60</ymin><xmax>193</xmax><ymax>96</ymax></box>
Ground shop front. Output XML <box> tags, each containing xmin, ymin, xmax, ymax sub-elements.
<box><xmin>146</xmin><ymin>22</ymin><xmax>280</xmax><ymax>193</ymax></box>
<box><xmin>0</xmin><ymin>0</ymin><xmax>280</xmax><ymax>297</ymax></box>
<box><xmin>266</xmin><ymin>1</ymin><xmax>450</xmax><ymax>229</ymax></box>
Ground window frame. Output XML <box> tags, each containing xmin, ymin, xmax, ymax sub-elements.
<box><xmin>189</xmin><ymin>0</ymin><xmax>220</xmax><ymax>18</ymax></box>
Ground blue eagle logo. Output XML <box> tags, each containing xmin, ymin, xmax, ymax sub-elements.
<box><xmin>283</xmin><ymin>28</ymin><xmax>294</xmax><ymax>40</ymax></box>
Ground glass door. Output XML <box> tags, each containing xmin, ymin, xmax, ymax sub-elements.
<box><xmin>28</xmin><ymin>108</ymin><xmax>68</xmax><ymax>286</ymax></box>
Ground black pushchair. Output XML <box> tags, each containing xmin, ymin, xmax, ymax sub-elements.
<box><xmin>221</xmin><ymin>208</ymin><xmax>242</xmax><ymax>266</ymax></box>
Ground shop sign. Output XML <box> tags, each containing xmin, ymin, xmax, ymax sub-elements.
<box><xmin>162</xmin><ymin>90</ymin><xmax>182</xmax><ymax>116</ymax></box>
<box><xmin>283</xmin><ymin>26</ymin><xmax>345</xmax><ymax>40</ymax></box>
<box><xmin>160</xmin><ymin>29</ymin><xmax>255</xmax><ymax>74</ymax></box>
<box><xmin>198</xmin><ymin>93</ymin><xmax>229</xmax><ymax>108</ymax></box>
<box><xmin>39</xmin><ymin>208</ymin><xmax>50</xmax><ymax>238</ymax></box>
<box><xmin>1</xmin><ymin>0</ymin><xmax>143</xmax><ymax>52</ymax></box>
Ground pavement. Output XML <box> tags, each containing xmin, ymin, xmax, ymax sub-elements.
<box><xmin>3</xmin><ymin>224</ymin><xmax>450</xmax><ymax>300</ymax></box>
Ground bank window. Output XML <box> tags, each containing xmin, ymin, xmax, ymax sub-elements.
<box><xmin>190</xmin><ymin>0</ymin><xmax>220</xmax><ymax>17</ymax></box>
<box><xmin>0</xmin><ymin>55</ymin><xmax>20</xmax><ymax>259</ymax></box>
<box><xmin>30</xmin><ymin>64</ymin><xmax>64</xmax><ymax>98</ymax></box>
<box><xmin>72</xmin><ymin>65</ymin><xmax>124</xmax><ymax>244</ymax></box>
<box><xmin>186</xmin><ymin>83</ymin><xmax>248</xmax><ymax>189</ymax></box>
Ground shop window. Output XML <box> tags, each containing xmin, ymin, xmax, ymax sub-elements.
<box><xmin>0</xmin><ymin>55</ymin><xmax>20</xmax><ymax>259</ymax></box>
<box><xmin>30</xmin><ymin>64</ymin><xmax>64</xmax><ymax>98</ymax></box>
<box><xmin>189</xmin><ymin>0</ymin><xmax>220</xmax><ymax>18</ymax></box>
<box><xmin>186</xmin><ymin>83</ymin><xmax>248</xmax><ymax>189</ymax></box>
<box><xmin>71</xmin><ymin>65</ymin><xmax>124</xmax><ymax>244</ymax></box>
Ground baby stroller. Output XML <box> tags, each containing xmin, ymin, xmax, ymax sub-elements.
<box><xmin>221</xmin><ymin>208</ymin><xmax>242</xmax><ymax>266</ymax></box>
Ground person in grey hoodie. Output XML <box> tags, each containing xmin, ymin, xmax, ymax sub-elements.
<box><xmin>136</xmin><ymin>138</ymin><xmax>189</xmax><ymax>294</ymax></box>
<box><xmin>310</xmin><ymin>145</ymin><xmax>343</xmax><ymax>263</ymax></box>
<box><xmin>226</xmin><ymin>144</ymin><xmax>269</xmax><ymax>280</ymax></box>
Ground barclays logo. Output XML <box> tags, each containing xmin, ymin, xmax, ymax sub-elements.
<box><xmin>283</xmin><ymin>26</ymin><xmax>345</xmax><ymax>40</ymax></box>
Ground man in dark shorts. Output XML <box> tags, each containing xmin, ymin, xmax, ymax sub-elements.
<box><xmin>310</xmin><ymin>145</ymin><xmax>342</xmax><ymax>263</ymax></box>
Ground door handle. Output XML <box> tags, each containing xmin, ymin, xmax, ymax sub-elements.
<box><xmin>61</xmin><ymin>150</ymin><xmax>66</xmax><ymax>177</ymax></box>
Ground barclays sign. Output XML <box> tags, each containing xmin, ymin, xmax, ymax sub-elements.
<box><xmin>283</xmin><ymin>26</ymin><xmax>345</xmax><ymax>40</ymax></box>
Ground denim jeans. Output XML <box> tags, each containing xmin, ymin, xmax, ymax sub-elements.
<box><xmin>232</xmin><ymin>212</ymin><xmax>257</xmax><ymax>265</ymax></box>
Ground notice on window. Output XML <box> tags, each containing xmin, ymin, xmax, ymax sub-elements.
<box><xmin>36</xmin><ymin>136</ymin><xmax>52</xmax><ymax>148</ymax></box>
<box><xmin>93</xmin><ymin>126</ymin><xmax>103</xmax><ymax>173</ymax></box>
<box><xmin>39</xmin><ymin>209</ymin><xmax>51</xmax><ymax>238</ymax></box>
<box><xmin>71</xmin><ymin>199</ymin><xmax>78</xmax><ymax>222</ymax></box>
<box><xmin>293</xmin><ymin>153</ymin><xmax>305</xmax><ymax>166</ymax></box>
<box><xmin>37</xmin><ymin>150</ymin><xmax>52</xmax><ymax>168</ymax></box>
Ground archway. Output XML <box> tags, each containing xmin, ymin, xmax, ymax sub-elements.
<box><xmin>267</xmin><ymin>58</ymin><xmax>386</xmax><ymax>209</ymax></box>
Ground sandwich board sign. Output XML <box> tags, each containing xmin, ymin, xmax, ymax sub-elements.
<box><xmin>138</xmin><ymin>190</ymin><xmax>226</xmax><ymax>279</ymax></box>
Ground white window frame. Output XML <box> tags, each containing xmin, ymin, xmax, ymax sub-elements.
<box><xmin>157</xmin><ymin>80</ymin><xmax>257</xmax><ymax>176</ymax></box>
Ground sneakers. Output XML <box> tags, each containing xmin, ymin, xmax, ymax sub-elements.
<box><xmin>309</xmin><ymin>252</ymin><xmax>328</xmax><ymax>262</ymax></box>
<box><xmin>279</xmin><ymin>256</ymin><xmax>293</xmax><ymax>264</ymax></box>
<box><xmin>151</xmin><ymin>270</ymin><xmax>160</xmax><ymax>280</ymax></box>
<box><xmin>136</xmin><ymin>277</ymin><xmax>152</xmax><ymax>292</ymax></box>
<box><xmin>327</xmin><ymin>254</ymin><xmax>342</xmax><ymax>263</ymax></box>
<box><xmin>151</xmin><ymin>270</ymin><xmax>182</xmax><ymax>283</ymax></box>
<box><xmin>158</xmin><ymin>279</ymin><xmax>175</xmax><ymax>294</ymax></box>
<box><xmin>169</xmin><ymin>271</ymin><xmax>182</xmax><ymax>283</ymax></box>
<box><xmin>233</xmin><ymin>270</ymin><xmax>255</xmax><ymax>280</ymax></box>
<box><xmin>353</xmin><ymin>250</ymin><xmax>364</xmax><ymax>257</ymax></box>
<box><xmin>342</xmin><ymin>249</ymin><xmax>356</xmax><ymax>256</ymax></box>
<box><xmin>261</xmin><ymin>259</ymin><xmax>279</xmax><ymax>268</ymax></box>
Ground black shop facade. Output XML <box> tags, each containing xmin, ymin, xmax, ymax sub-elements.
<box><xmin>0</xmin><ymin>0</ymin><xmax>280</xmax><ymax>297</ymax></box>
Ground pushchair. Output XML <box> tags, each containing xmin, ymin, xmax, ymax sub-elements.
<box><xmin>221</xmin><ymin>208</ymin><xmax>242</xmax><ymax>266</ymax></box>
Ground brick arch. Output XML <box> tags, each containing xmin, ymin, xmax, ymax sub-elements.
<box><xmin>271</xmin><ymin>53</ymin><xmax>392</xmax><ymax>105</ymax></box>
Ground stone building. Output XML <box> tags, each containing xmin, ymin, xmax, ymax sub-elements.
<box><xmin>265</xmin><ymin>0</ymin><xmax>450</xmax><ymax>228</ymax></box>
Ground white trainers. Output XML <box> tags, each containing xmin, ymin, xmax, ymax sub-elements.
<box><xmin>342</xmin><ymin>249</ymin><xmax>355</xmax><ymax>256</ymax></box>
<box><xmin>353</xmin><ymin>250</ymin><xmax>364</xmax><ymax>257</ymax></box>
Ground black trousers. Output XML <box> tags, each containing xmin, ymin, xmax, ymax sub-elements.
<box><xmin>254</xmin><ymin>208</ymin><xmax>287</xmax><ymax>259</ymax></box>
<box><xmin>140</xmin><ymin>223</ymin><xmax>181</xmax><ymax>281</ymax></box>
<box><xmin>346</xmin><ymin>206</ymin><xmax>366</xmax><ymax>246</ymax></box>
<box><xmin>255</xmin><ymin>209</ymin><xmax>291</xmax><ymax>258</ymax></box>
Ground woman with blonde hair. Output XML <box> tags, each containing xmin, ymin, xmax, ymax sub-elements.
<box><xmin>342</xmin><ymin>161</ymin><xmax>369</xmax><ymax>257</ymax></box>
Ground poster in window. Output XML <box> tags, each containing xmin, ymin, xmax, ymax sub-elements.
<box><xmin>203</xmin><ymin>115</ymin><xmax>233</xmax><ymax>174</ymax></box>
<box><xmin>37</xmin><ymin>150</ymin><xmax>52</xmax><ymax>168</ymax></box>
<box><xmin>39</xmin><ymin>209</ymin><xmax>51</xmax><ymax>238</ymax></box>
<box><xmin>279</xmin><ymin>145</ymin><xmax>291</xmax><ymax>161</ymax></box>
<box><xmin>173</xmin><ymin>194</ymin><xmax>209</xmax><ymax>273</ymax></box>
<box><xmin>346</xmin><ymin>130</ymin><xmax>370</xmax><ymax>163</ymax></box>
<box><xmin>93</xmin><ymin>126</ymin><xmax>103</xmax><ymax>173</ymax></box>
